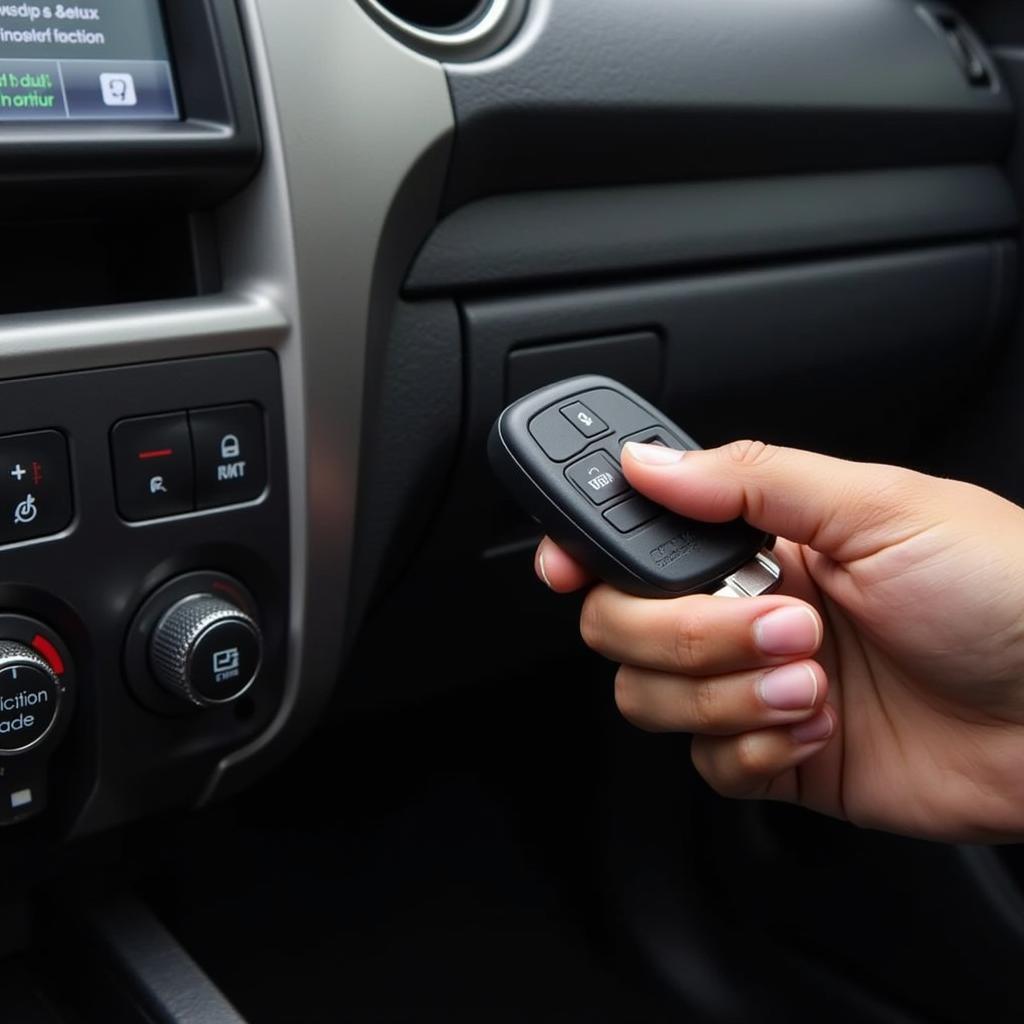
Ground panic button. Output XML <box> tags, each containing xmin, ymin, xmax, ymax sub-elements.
<box><xmin>111</xmin><ymin>413</ymin><xmax>194</xmax><ymax>521</ymax></box>
<box><xmin>189</xmin><ymin>404</ymin><xmax>267</xmax><ymax>509</ymax></box>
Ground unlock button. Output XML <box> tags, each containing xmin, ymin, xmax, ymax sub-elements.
<box><xmin>189</xmin><ymin>404</ymin><xmax>267</xmax><ymax>510</ymax></box>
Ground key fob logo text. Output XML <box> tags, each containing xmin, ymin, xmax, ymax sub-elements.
<box><xmin>650</xmin><ymin>532</ymin><xmax>697</xmax><ymax>568</ymax></box>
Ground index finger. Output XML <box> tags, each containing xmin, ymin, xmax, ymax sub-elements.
<box><xmin>536</xmin><ymin>536</ymin><xmax>594</xmax><ymax>593</ymax></box>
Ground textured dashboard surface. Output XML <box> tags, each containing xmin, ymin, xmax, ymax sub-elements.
<box><xmin>444</xmin><ymin>0</ymin><xmax>1012</xmax><ymax>203</ymax></box>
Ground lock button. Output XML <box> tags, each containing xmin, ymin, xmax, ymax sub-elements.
<box><xmin>189</xmin><ymin>404</ymin><xmax>267</xmax><ymax>510</ymax></box>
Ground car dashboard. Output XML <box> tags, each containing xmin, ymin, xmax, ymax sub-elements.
<box><xmin>0</xmin><ymin>1</ymin><xmax>1023</xmax><ymax>1021</ymax></box>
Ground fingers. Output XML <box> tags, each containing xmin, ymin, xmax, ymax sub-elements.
<box><xmin>580</xmin><ymin>587</ymin><xmax>822</xmax><ymax>675</ymax></box>
<box><xmin>691</xmin><ymin>708</ymin><xmax>836</xmax><ymax>799</ymax></box>
<box><xmin>615</xmin><ymin>659</ymin><xmax>827</xmax><ymax>735</ymax></box>
<box><xmin>535</xmin><ymin>536</ymin><xmax>593</xmax><ymax>593</ymax></box>
<box><xmin>620</xmin><ymin>440</ymin><xmax>937</xmax><ymax>562</ymax></box>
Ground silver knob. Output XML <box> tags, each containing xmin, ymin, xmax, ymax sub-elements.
<box><xmin>149</xmin><ymin>595</ymin><xmax>262</xmax><ymax>707</ymax></box>
<box><xmin>0</xmin><ymin>641</ymin><xmax>62</xmax><ymax>754</ymax></box>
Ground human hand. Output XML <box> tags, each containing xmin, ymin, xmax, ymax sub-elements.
<box><xmin>537</xmin><ymin>441</ymin><xmax>1024</xmax><ymax>842</ymax></box>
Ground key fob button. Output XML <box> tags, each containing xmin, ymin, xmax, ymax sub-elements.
<box><xmin>560</xmin><ymin>402</ymin><xmax>608</xmax><ymax>438</ymax></box>
<box><xmin>603</xmin><ymin>495</ymin><xmax>660</xmax><ymax>533</ymax></box>
<box><xmin>619</xmin><ymin>427</ymin><xmax>683</xmax><ymax>450</ymax></box>
<box><xmin>566</xmin><ymin>452</ymin><xmax>630</xmax><ymax>505</ymax></box>
<box><xmin>529</xmin><ymin>406</ymin><xmax>591</xmax><ymax>461</ymax></box>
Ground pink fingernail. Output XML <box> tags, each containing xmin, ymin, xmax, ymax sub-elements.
<box><xmin>790</xmin><ymin>709</ymin><xmax>834</xmax><ymax>744</ymax></box>
<box><xmin>758</xmin><ymin>663</ymin><xmax>817</xmax><ymax>711</ymax></box>
<box><xmin>537</xmin><ymin>550</ymin><xmax>552</xmax><ymax>589</ymax></box>
<box><xmin>623</xmin><ymin>442</ymin><xmax>684</xmax><ymax>466</ymax></box>
<box><xmin>754</xmin><ymin>607</ymin><xmax>821</xmax><ymax>656</ymax></box>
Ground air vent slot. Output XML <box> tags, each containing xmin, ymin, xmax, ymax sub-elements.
<box><xmin>375</xmin><ymin>0</ymin><xmax>488</xmax><ymax>31</ymax></box>
<box><xmin>356</xmin><ymin>0</ymin><xmax>526</xmax><ymax>62</ymax></box>
<box><xmin>920</xmin><ymin>6</ymin><xmax>994</xmax><ymax>89</ymax></box>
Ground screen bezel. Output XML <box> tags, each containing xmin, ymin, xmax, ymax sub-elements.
<box><xmin>0</xmin><ymin>0</ymin><xmax>261</xmax><ymax>207</ymax></box>
<box><xmin>0</xmin><ymin>0</ymin><xmax>182</xmax><ymax>125</ymax></box>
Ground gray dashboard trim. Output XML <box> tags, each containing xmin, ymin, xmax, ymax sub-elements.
<box><xmin>0</xmin><ymin>296</ymin><xmax>286</xmax><ymax>379</ymax></box>
<box><xmin>200</xmin><ymin>0</ymin><xmax>454</xmax><ymax>797</ymax></box>
<box><xmin>407</xmin><ymin>165</ymin><xmax>1019</xmax><ymax>295</ymax></box>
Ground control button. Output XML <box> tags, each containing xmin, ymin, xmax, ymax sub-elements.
<box><xmin>0</xmin><ymin>769</ymin><xmax>48</xmax><ymax>826</ymax></box>
<box><xmin>190</xmin><ymin>618</ymin><xmax>262</xmax><ymax>703</ymax></box>
<box><xmin>60</xmin><ymin>59</ymin><xmax>178</xmax><ymax>121</ymax></box>
<box><xmin>619</xmin><ymin>427</ymin><xmax>679</xmax><ymax>450</ymax></box>
<box><xmin>111</xmin><ymin>413</ymin><xmax>193</xmax><ymax>521</ymax></box>
<box><xmin>528</xmin><ymin>406</ymin><xmax>591</xmax><ymax>462</ymax></box>
<box><xmin>604</xmin><ymin>495</ymin><xmax>661</xmax><ymax>533</ymax></box>
<box><xmin>100</xmin><ymin>72</ymin><xmax>137</xmax><ymax>108</ymax></box>
<box><xmin>150</xmin><ymin>594</ymin><xmax>262</xmax><ymax>707</ymax></box>
<box><xmin>560</xmin><ymin>402</ymin><xmax>608</xmax><ymax>438</ymax></box>
<box><xmin>0</xmin><ymin>642</ymin><xmax>61</xmax><ymax>754</ymax></box>
<box><xmin>566</xmin><ymin>452</ymin><xmax>630</xmax><ymax>506</ymax></box>
<box><xmin>0</xmin><ymin>430</ymin><xmax>72</xmax><ymax>545</ymax></box>
<box><xmin>189</xmin><ymin>404</ymin><xmax>267</xmax><ymax>510</ymax></box>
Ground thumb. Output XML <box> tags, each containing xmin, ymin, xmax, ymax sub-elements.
<box><xmin>621</xmin><ymin>440</ymin><xmax>933</xmax><ymax>561</ymax></box>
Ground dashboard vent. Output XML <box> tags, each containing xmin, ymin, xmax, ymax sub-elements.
<box><xmin>376</xmin><ymin>0</ymin><xmax>489</xmax><ymax>31</ymax></box>
<box><xmin>356</xmin><ymin>0</ymin><xmax>527</xmax><ymax>61</ymax></box>
<box><xmin>919</xmin><ymin>5</ymin><xmax>995</xmax><ymax>89</ymax></box>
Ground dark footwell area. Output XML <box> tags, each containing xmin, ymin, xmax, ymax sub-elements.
<box><xmin>135</xmin><ymin>663</ymin><xmax>677</xmax><ymax>1023</ymax></box>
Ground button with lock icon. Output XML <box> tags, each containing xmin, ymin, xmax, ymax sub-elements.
<box><xmin>189</xmin><ymin>403</ymin><xmax>268</xmax><ymax>510</ymax></box>
<box><xmin>111</xmin><ymin>405</ymin><xmax>267</xmax><ymax>521</ymax></box>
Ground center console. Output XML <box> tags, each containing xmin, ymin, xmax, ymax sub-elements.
<box><xmin>0</xmin><ymin>0</ymin><xmax>456</xmax><ymax>1013</ymax></box>
<box><xmin>0</xmin><ymin>0</ymin><xmax>290</xmax><ymax>845</ymax></box>
<box><xmin>0</xmin><ymin>0</ymin><xmax>436</xmax><ymax>845</ymax></box>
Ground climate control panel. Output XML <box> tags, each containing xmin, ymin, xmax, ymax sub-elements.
<box><xmin>0</xmin><ymin>351</ymin><xmax>289</xmax><ymax>834</ymax></box>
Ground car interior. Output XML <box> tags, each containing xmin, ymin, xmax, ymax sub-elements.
<box><xmin>1</xmin><ymin>0</ymin><xmax>1024</xmax><ymax>1020</ymax></box>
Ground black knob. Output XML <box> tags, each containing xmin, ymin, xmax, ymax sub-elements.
<box><xmin>0</xmin><ymin>641</ymin><xmax>63</xmax><ymax>754</ymax></box>
<box><xmin>149</xmin><ymin>594</ymin><xmax>262</xmax><ymax>707</ymax></box>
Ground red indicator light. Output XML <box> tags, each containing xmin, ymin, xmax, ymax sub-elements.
<box><xmin>31</xmin><ymin>634</ymin><xmax>65</xmax><ymax>675</ymax></box>
<box><xmin>138</xmin><ymin>449</ymin><xmax>173</xmax><ymax>460</ymax></box>
<box><xmin>212</xmin><ymin>580</ymin><xmax>245</xmax><ymax>607</ymax></box>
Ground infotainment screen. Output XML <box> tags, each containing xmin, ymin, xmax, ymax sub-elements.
<box><xmin>0</xmin><ymin>2</ymin><xmax>177</xmax><ymax>121</ymax></box>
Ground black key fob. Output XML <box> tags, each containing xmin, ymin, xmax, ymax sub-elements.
<box><xmin>488</xmin><ymin>375</ymin><xmax>780</xmax><ymax>599</ymax></box>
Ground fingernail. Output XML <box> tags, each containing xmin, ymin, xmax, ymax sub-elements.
<box><xmin>790</xmin><ymin>709</ymin><xmax>833</xmax><ymax>745</ymax></box>
<box><xmin>537</xmin><ymin>549</ymin><xmax>552</xmax><ymax>589</ymax></box>
<box><xmin>758</xmin><ymin>663</ymin><xmax>818</xmax><ymax>711</ymax></box>
<box><xmin>754</xmin><ymin>607</ymin><xmax>821</xmax><ymax>656</ymax></box>
<box><xmin>623</xmin><ymin>442</ymin><xmax>685</xmax><ymax>466</ymax></box>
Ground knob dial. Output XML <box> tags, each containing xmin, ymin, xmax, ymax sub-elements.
<box><xmin>0</xmin><ymin>641</ymin><xmax>62</xmax><ymax>754</ymax></box>
<box><xmin>149</xmin><ymin>595</ymin><xmax>262</xmax><ymax>707</ymax></box>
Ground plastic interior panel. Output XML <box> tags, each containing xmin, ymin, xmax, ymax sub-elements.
<box><xmin>443</xmin><ymin>0</ymin><xmax>1012</xmax><ymax>203</ymax></box>
<box><xmin>463</xmin><ymin>243</ymin><xmax>1013</xmax><ymax>473</ymax></box>
<box><xmin>407</xmin><ymin>165</ymin><xmax>1018</xmax><ymax>295</ymax></box>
